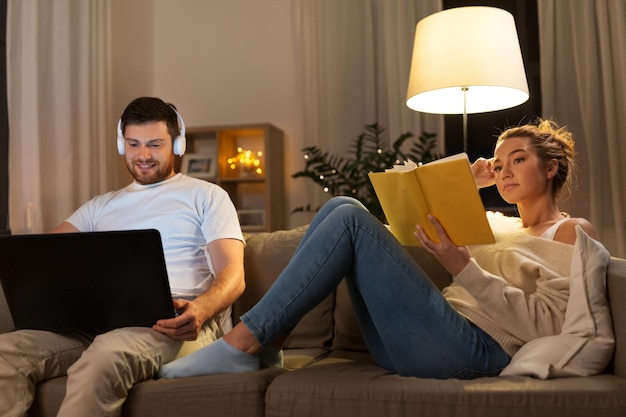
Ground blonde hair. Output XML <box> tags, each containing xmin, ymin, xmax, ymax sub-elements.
<box><xmin>497</xmin><ymin>119</ymin><xmax>576</xmax><ymax>201</ymax></box>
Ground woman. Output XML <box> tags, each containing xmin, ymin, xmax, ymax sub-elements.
<box><xmin>159</xmin><ymin>119</ymin><xmax>598</xmax><ymax>379</ymax></box>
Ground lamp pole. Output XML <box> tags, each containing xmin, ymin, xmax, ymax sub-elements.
<box><xmin>462</xmin><ymin>86</ymin><xmax>468</xmax><ymax>154</ymax></box>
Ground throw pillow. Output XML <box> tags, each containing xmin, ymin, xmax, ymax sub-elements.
<box><xmin>500</xmin><ymin>226</ymin><xmax>614</xmax><ymax>378</ymax></box>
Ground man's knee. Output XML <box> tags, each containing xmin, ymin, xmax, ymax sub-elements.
<box><xmin>67</xmin><ymin>328</ymin><xmax>172</xmax><ymax>383</ymax></box>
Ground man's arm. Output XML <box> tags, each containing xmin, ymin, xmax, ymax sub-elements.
<box><xmin>153</xmin><ymin>237</ymin><xmax>245</xmax><ymax>341</ymax></box>
<box><xmin>48</xmin><ymin>222</ymin><xmax>79</xmax><ymax>233</ymax></box>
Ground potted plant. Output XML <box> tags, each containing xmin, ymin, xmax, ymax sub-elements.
<box><xmin>292</xmin><ymin>123</ymin><xmax>440</xmax><ymax>222</ymax></box>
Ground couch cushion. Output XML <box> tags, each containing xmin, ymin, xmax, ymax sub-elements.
<box><xmin>331</xmin><ymin>279</ymin><xmax>368</xmax><ymax>352</ymax></box>
<box><xmin>501</xmin><ymin>227</ymin><xmax>613</xmax><ymax>378</ymax></box>
<box><xmin>283</xmin><ymin>347</ymin><xmax>330</xmax><ymax>370</ymax></box>
<box><xmin>237</xmin><ymin>226</ymin><xmax>334</xmax><ymax>350</ymax></box>
<box><xmin>265</xmin><ymin>357</ymin><xmax>626</xmax><ymax>417</ymax></box>
<box><xmin>123</xmin><ymin>369</ymin><xmax>285</xmax><ymax>417</ymax></box>
<box><xmin>608</xmin><ymin>257</ymin><xmax>626</xmax><ymax>378</ymax></box>
<box><xmin>29</xmin><ymin>369</ymin><xmax>286</xmax><ymax>417</ymax></box>
<box><xmin>0</xmin><ymin>284</ymin><xmax>15</xmax><ymax>333</ymax></box>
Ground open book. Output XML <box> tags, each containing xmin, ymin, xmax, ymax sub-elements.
<box><xmin>368</xmin><ymin>153</ymin><xmax>494</xmax><ymax>247</ymax></box>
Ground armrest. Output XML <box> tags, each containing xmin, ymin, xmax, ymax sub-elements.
<box><xmin>0</xmin><ymin>286</ymin><xmax>15</xmax><ymax>333</ymax></box>
<box><xmin>608</xmin><ymin>257</ymin><xmax>626</xmax><ymax>377</ymax></box>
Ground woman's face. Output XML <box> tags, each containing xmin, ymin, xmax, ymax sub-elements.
<box><xmin>492</xmin><ymin>136</ymin><xmax>554</xmax><ymax>204</ymax></box>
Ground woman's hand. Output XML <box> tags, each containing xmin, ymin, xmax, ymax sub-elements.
<box><xmin>414</xmin><ymin>215</ymin><xmax>471</xmax><ymax>277</ymax></box>
<box><xmin>471</xmin><ymin>157</ymin><xmax>495</xmax><ymax>188</ymax></box>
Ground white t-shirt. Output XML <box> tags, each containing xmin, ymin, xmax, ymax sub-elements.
<box><xmin>65</xmin><ymin>173</ymin><xmax>244</xmax><ymax>299</ymax></box>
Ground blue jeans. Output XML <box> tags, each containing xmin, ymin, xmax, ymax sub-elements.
<box><xmin>241</xmin><ymin>196</ymin><xmax>510</xmax><ymax>379</ymax></box>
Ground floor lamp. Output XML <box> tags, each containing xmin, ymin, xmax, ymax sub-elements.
<box><xmin>405</xmin><ymin>7</ymin><xmax>530</xmax><ymax>154</ymax></box>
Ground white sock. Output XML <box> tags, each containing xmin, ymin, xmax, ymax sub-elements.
<box><xmin>159</xmin><ymin>338</ymin><xmax>260</xmax><ymax>378</ymax></box>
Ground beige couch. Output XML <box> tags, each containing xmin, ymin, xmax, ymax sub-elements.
<box><xmin>1</xmin><ymin>225</ymin><xmax>625</xmax><ymax>417</ymax></box>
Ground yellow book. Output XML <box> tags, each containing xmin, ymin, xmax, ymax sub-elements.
<box><xmin>368</xmin><ymin>153</ymin><xmax>494</xmax><ymax>247</ymax></box>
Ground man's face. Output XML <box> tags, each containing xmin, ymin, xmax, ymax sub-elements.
<box><xmin>122</xmin><ymin>121</ymin><xmax>176</xmax><ymax>185</ymax></box>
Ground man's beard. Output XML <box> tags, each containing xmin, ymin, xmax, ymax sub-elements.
<box><xmin>126</xmin><ymin>158</ymin><xmax>174</xmax><ymax>185</ymax></box>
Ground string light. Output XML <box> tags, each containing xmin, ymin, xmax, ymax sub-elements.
<box><xmin>227</xmin><ymin>147</ymin><xmax>263</xmax><ymax>176</ymax></box>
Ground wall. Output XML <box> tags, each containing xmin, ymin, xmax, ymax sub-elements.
<box><xmin>111</xmin><ymin>0</ymin><xmax>311</xmax><ymax>227</ymax></box>
<box><xmin>0</xmin><ymin>0</ymin><xmax>7</xmax><ymax>234</ymax></box>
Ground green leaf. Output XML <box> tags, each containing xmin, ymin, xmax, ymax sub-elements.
<box><xmin>292</xmin><ymin>123</ymin><xmax>440</xmax><ymax>222</ymax></box>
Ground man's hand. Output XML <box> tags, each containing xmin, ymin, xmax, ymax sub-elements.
<box><xmin>471</xmin><ymin>157</ymin><xmax>496</xmax><ymax>189</ymax></box>
<box><xmin>152</xmin><ymin>238</ymin><xmax>245</xmax><ymax>341</ymax></box>
<box><xmin>414</xmin><ymin>214</ymin><xmax>471</xmax><ymax>277</ymax></box>
<box><xmin>153</xmin><ymin>299</ymin><xmax>205</xmax><ymax>341</ymax></box>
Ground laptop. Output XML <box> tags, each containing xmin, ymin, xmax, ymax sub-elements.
<box><xmin>0</xmin><ymin>229</ymin><xmax>176</xmax><ymax>332</ymax></box>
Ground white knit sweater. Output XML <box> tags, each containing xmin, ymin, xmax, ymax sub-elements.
<box><xmin>443</xmin><ymin>214</ymin><xmax>574</xmax><ymax>356</ymax></box>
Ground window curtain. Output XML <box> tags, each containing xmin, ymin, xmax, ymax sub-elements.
<box><xmin>7</xmin><ymin>0</ymin><xmax>115</xmax><ymax>234</ymax></box>
<box><xmin>375</xmin><ymin>0</ymin><xmax>443</xmax><ymax>146</ymax></box>
<box><xmin>292</xmin><ymin>0</ymin><xmax>443</xmax><ymax>210</ymax></box>
<box><xmin>538</xmin><ymin>0</ymin><xmax>626</xmax><ymax>257</ymax></box>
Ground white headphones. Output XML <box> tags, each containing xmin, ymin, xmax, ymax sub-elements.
<box><xmin>116</xmin><ymin>107</ymin><xmax>187</xmax><ymax>156</ymax></box>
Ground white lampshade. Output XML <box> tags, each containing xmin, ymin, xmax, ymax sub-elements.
<box><xmin>406</xmin><ymin>6</ymin><xmax>529</xmax><ymax>115</ymax></box>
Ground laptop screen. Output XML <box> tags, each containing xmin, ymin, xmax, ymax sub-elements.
<box><xmin>0</xmin><ymin>229</ymin><xmax>176</xmax><ymax>331</ymax></box>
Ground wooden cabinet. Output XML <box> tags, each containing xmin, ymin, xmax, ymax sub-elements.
<box><xmin>179</xmin><ymin>123</ymin><xmax>285</xmax><ymax>232</ymax></box>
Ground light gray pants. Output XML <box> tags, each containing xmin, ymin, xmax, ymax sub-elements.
<box><xmin>0</xmin><ymin>318</ymin><xmax>222</xmax><ymax>417</ymax></box>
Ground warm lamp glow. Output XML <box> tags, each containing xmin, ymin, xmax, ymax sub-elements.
<box><xmin>406</xmin><ymin>7</ymin><xmax>529</xmax><ymax>115</ymax></box>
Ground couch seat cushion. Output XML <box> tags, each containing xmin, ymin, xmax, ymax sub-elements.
<box><xmin>265</xmin><ymin>357</ymin><xmax>626</xmax><ymax>417</ymax></box>
<box><xmin>29</xmin><ymin>368</ymin><xmax>285</xmax><ymax>417</ymax></box>
<box><xmin>283</xmin><ymin>347</ymin><xmax>330</xmax><ymax>370</ymax></box>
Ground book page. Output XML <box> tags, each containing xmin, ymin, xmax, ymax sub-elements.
<box><xmin>369</xmin><ymin>168</ymin><xmax>430</xmax><ymax>246</ymax></box>
<box><xmin>415</xmin><ymin>155</ymin><xmax>494</xmax><ymax>245</ymax></box>
<box><xmin>369</xmin><ymin>153</ymin><xmax>494</xmax><ymax>247</ymax></box>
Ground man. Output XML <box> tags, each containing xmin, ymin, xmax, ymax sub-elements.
<box><xmin>0</xmin><ymin>97</ymin><xmax>245</xmax><ymax>417</ymax></box>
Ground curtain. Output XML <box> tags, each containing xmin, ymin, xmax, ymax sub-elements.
<box><xmin>294</xmin><ymin>0</ymin><xmax>377</xmax><ymax>156</ymax></box>
<box><xmin>292</xmin><ymin>0</ymin><xmax>443</xmax><ymax>210</ymax></box>
<box><xmin>538</xmin><ymin>0</ymin><xmax>626</xmax><ymax>257</ymax></box>
<box><xmin>376</xmin><ymin>0</ymin><xmax>443</xmax><ymax>148</ymax></box>
<box><xmin>7</xmin><ymin>0</ymin><xmax>115</xmax><ymax>233</ymax></box>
